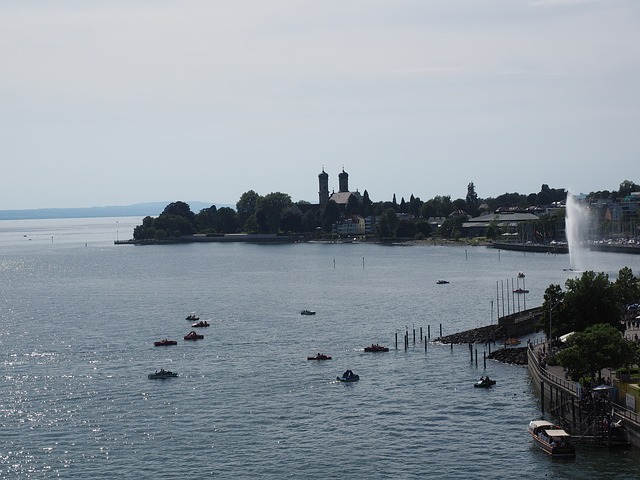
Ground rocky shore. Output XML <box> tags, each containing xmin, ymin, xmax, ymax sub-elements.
<box><xmin>435</xmin><ymin>324</ymin><xmax>528</xmax><ymax>365</ymax></box>
<box><xmin>435</xmin><ymin>325</ymin><xmax>505</xmax><ymax>344</ymax></box>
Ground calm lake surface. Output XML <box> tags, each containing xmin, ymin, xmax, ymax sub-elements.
<box><xmin>1</xmin><ymin>217</ymin><xmax>639</xmax><ymax>479</ymax></box>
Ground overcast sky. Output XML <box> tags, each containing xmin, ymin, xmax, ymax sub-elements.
<box><xmin>1</xmin><ymin>0</ymin><xmax>638</xmax><ymax>210</ymax></box>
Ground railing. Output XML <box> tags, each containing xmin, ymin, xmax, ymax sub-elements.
<box><xmin>527</xmin><ymin>340</ymin><xmax>640</xmax><ymax>426</ymax></box>
<box><xmin>527</xmin><ymin>342</ymin><xmax>577</xmax><ymax>394</ymax></box>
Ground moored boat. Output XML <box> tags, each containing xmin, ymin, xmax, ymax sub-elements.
<box><xmin>301</xmin><ymin>310</ymin><xmax>316</xmax><ymax>315</ymax></box>
<box><xmin>148</xmin><ymin>369</ymin><xmax>178</xmax><ymax>379</ymax></box>
<box><xmin>364</xmin><ymin>343</ymin><xmax>389</xmax><ymax>352</ymax></box>
<box><xmin>513</xmin><ymin>288</ymin><xmax>529</xmax><ymax>294</ymax></box>
<box><xmin>154</xmin><ymin>339</ymin><xmax>178</xmax><ymax>347</ymax></box>
<box><xmin>307</xmin><ymin>353</ymin><xmax>332</xmax><ymax>360</ymax></box>
<box><xmin>184</xmin><ymin>331</ymin><xmax>204</xmax><ymax>340</ymax></box>
<box><xmin>505</xmin><ymin>337</ymin><xmax>521</xmax><ymax>346</ymax></box>
<box><xmin>528</xmin><ymin>420</ymin><xmax>575</xmax><ymax>457</ymax></box>
<box><xmin>337</xmin><ymin>370</ymin><xmax>359</xmax><ymax>382</ymax></box>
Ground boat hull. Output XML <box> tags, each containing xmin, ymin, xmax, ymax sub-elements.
<box><xmin>337</xmin><ymin>375</ymin><xmax>359</xmax><ymax>382</ymax></box>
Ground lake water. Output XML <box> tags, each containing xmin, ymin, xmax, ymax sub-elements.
<box><xmin>1</xmin><ymin>217</ymin><xmax>639</xmax><ymax>478</ymax></box>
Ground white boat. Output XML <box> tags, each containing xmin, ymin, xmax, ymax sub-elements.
<box><xmin>528</xmin><ymin>420</ymin><xmax>575</xmax><ymax>457</ymax></box>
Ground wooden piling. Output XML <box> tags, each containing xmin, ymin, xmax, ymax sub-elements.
<box><xmin>420</xmin><ymin>327</ymin><xmax>423</xmax><ymax>341</ymax></box>
<box><xmin>413</xmin><ymin>328</ymin><xmax>415</xmax><ymax>344</ymax></box>
<box><xmin>428</xmin><ymin>325</ymin><xmax>430</xmax><ymax>340</ymax></box>
<box><xmin>475</xmin><ymin>348</ymin><xmax>478</xmax><ymax>367</ymax></box>
<box><xmin>483</xmin><ymin>351</ymin><xmax>486</xmax><ymax>369</ymax></box>
<box><xmin>395</xmin><ymin>332</ymin><xmax>398</xmax><ymax>349</ymax></box>
<box><xmin>439</xmin><ymin>323</ymin><xmax>442</xmax><ymax>337</ymax></box>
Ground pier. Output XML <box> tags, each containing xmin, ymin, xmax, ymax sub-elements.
<box><xmin>528</xmin><ymin>339</ymin><xmax>639</xmax><ymax>448</ymax></box>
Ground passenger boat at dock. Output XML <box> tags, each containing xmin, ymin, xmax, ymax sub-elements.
<box><xmin>528</xmin><ymin>420</ymin><xmax>575</xmax><ymax>457</ymax></box>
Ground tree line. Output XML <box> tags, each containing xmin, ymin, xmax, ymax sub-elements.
<box><xmin>132</xmin><ymin>179</ymin><xmax>638</xmax><ymax>242</ymax></box>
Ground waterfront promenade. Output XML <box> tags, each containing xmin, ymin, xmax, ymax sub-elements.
<box><xmin>528</xmin><ymin>338</ymin><xmax>640</xmax><ymax>448</ymax></box>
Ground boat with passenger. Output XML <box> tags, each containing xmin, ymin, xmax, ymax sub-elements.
<box><xmin>191</xmin><ymin>320</ymin><xmax>210</xmax><ymax>327</ymax></box>
<box><xmin>184</xmin><ymin>331</ymin><xmax>204</xmax><ymax>340</ymax></box>
<box><xmin>154</xmin><ymin>339</ymin><xmax>178</xmax><ymax>347</ymax></box>
<box><xmin>364</xmin><ymin>343</ymin><xmax>389</xmax><ymax>352</ymax></box>
<box><xmin>474</xmin><ymin>376</ymin><xmax>496</xmax><ymax>388</ymax></box>
<box><xmin>337</xmin><ymin>370</ymin><xmax>359</xmax><ymax>382</ymax></box>
<box><xmin>436</xmin><ymin>280</ymin><xmax>449</xmax><ymax>284</ymax></box>
<box><xmin>148</xmin><ymin>369</ymin><xmax>178</xmax><ymax>379</ymax></box>
<box><xmin>186</xmin><ymin>313</ymin><xmax>200</xmax><ymax>321</ymax></box>
<box><xmin>307</xmin><ymin>353</ymin><xmax>332</xmax><ymax>360</ymax></box>
<box><xmin>528</xmin><ymin>420</ymin><xmax>575</xmax><ymax>457</ymax></box>
<box><xmin>300</xmin><ymin>310</ymin><xmax>316</xmax><ymax>315</ymax></box>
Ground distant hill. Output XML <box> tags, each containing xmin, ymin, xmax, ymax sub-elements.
<box><xmin>0</xmin><ymin>201</ymin><xmax>226</xmax><ymax>220</ymax></box>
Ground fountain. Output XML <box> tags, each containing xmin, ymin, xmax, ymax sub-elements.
<box><xmin>565</xmin><ymin>191</ymin><xmax>590</xmax><ymax>272</ymax></box>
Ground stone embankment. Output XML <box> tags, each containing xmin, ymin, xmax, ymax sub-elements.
<box><xmin>487</xmin><ymin>347</ymin><xmax>528</xmax><ymax>365</ymax></box>
<box><xmin>435</xmin><ymin>325</ymin><xmax>505</xmax><ymax>344</ymax></box>
<box><xmin>435</xmin><ymin>324</ymin><xmax>528</xmax><ymax>365</ymax></box>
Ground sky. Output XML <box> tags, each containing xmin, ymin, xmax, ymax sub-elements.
<box><xmin>1</xmin><ymin>0</ymin><xmax>639</xmax><ymax>210</ymax></box>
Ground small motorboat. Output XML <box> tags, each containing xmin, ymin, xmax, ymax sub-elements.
<box><xmin>337</xmin><ymin>370</ymin><xmax>359</xmax><ymax>382</ymax></box>
<box><xmin>301</xmin><ymin>310</ymin><xmax>316</xmax><ymax>315</ymax></box>
<box><xmin>186</xmin><ymin>313</ymin><xmax>200</xmax><ymax>321</ymax></box>
<box><xmin>436</xmin><ymin>280</ymin><xmax>449</xmax><ymax>284</ymax></box>
<box><xmin>184</xmin><ymin>331</ymin><xmax>204</xmax><ymax>341</ymax></box>
<box><xmin>307</xmin><ymin>353</ymin><xmax>332</xmax><ymax>360</ymax></box>
<box><xmin>474</xmin><ymin>376</ymin><xmax>496</xmax><ymax>388</ymax></box>
<box><xmin>364</xmin><ymin>343</ymin><xmax>389</xmax><ymax>352</ymax></box>
<box><xmin>505</xmin><ymin>338</ymin><xmax>521</xmax><ymax>346</ymax></box>
<box><xmin>528</xmin><ymin>420</ymin><xmax>575</xmax><ymax>457</ymax></box>
<box><xmin>191</xmin><ymin>320</ymin><xmax>210</xmax><ymax>328</ymax></box>
<box><xmin>154</xmin><ymin>339</ymin><xmax>178</xmax><ymax>347</ymax></box>
<box><xmin>513</xmin><ymin>288</ymin><xmax>529</xmax><ymax>294</ymax></box>
<box><xmin>148</xmin><ymin>369</ymin><xmax>178</xmax><ymax>379</ymax></box>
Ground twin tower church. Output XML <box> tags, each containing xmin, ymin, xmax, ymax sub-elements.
<box><xmin>317</xmin><ymin>168</ymin><xmax>361</xmax><ymax>207</ymax></box>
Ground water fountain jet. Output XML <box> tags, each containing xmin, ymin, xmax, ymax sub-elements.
<box><xmin>564</xmin><ymin>191</ymin><xmax>590</xmax><ymax>272</ymax></box>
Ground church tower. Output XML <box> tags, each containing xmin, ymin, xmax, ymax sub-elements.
<box><xmin>318</xmin><ymin>168</ymin><xmax>329</xmax><ymax>205</ymax></box>
<box><xmin>338</xmin><ymin>167</ymin><xmax>349</xmax><ymax>193</ymax></box>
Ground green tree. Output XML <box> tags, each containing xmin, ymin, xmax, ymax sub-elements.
<box><xmin>615</xmin><ymin>267</ymin><xmax>640</xmax><ymax>306</ymax></box>
<box><xmin>195</xmin><ymin>205</ymin><xmax>217</xmax><ymax>232</ymax></box>
<box><xmin>362</xmin><ymin>190</ymin><xmax>373</xmax><ymax>217</ymax></box>
<box><xmin>345</xmin><ymin>194</ymin><xmax>361</xmax><ymax>216</ymax></box>
<box><xmin>154</xmin><ymin>214</ymin><xmax>195</xmax><ymax>237</ymax></box>
<box><xmin>161</xmin><ymin>201</ymin><xmax>196</xmax><ymax>224</ymax></box>
<box><xmin>562</xmin><ymin>271</ymin><xmax>623</xmax><ymax>333</ymax></box>
<box><xmin>279</xmin><ymin>205</ymin><xmax>303</xmax><ymax>232</ymax></box>
<box><xmin>557</xmin><ymin>323</ymin><xmax>638</xmax><ymax>381</ymax></box>
<box><xmin>466</xmin><ymin>182</ymin><xmax>479</xmax><ymax>217</ymax></box>
<box><xmin>540</xmin><ymin>284</ymin><xmax>566</xmax><ymax>338</ymax></box>
<box><xmin>320</xmin><ymin>200</ymin><xmax>340</xmax><ymax>233</ymax></box>
<box><xmin>236</xmin><ymin>190</ymin><xmax>260</xmax><ymax>228</ymax></box>
<box><xmin>255</xmin><ymin>192</ymin><xmax>293</xmax><ymax>233</ymax></box>
<box><xmin>377</xmin><ymin>208</ymin><xmax>399</xmax><ymax>239</ymax></box>
<box><xmin>485</xmin><ymin>216</ymin><xmax>503</xmax><ymax>240</ymax></box>
<box><xmin>439</xmin><ymin>214</ymin><xmax>468</xmax><ymax>239</ymax></box>
<box><xmin>216</xmin><ymin>207</ymin><xmax>239</xmax><ymax>233</ymax></box>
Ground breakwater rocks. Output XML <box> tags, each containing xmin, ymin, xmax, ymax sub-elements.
<box><xmin>487</xmin><ymin>347</ymin><xmax>528</xmax><ymax>365</ymax></box>
<box><xmin>435</xmin><ymin>324</ymin><xmax>528</xmax><ymax>365</ymax></box>
<box><xmin>435</xmin><ymin>325</ymin><xmax>504</xmax><ymax>345</ymax></box>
